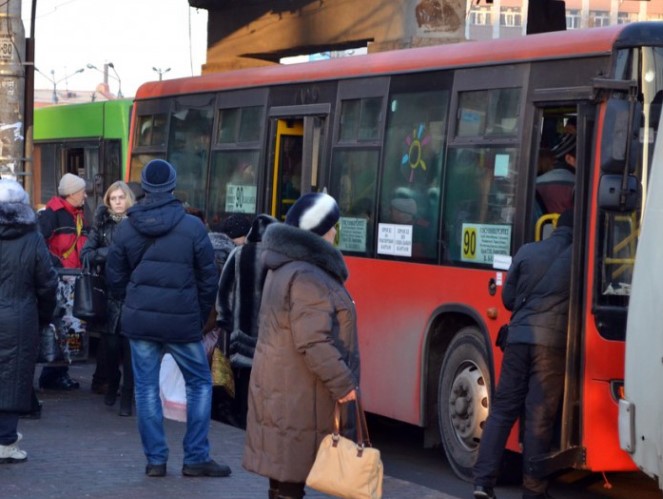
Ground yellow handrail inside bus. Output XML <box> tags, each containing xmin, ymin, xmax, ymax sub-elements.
<box><xmin>535</xmin><ymin>213</ymin><xmax>559</xmax><ymax>242</ymax></box>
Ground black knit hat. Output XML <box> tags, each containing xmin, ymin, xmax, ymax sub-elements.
<box><xmin>285</xmin><ymin>192</ymin><xmax>340</xmax><ymax>236</ymax></box>
<box><xmin>141</xmin><ymin>159</ymin><xmax>176</xmax><ymax>193</ymax></box>
<box><xmin>551</xmin><ymin>133</ymin><xmax>576</xmax><ymax>160</ymax></box>
<box><xmin>221</xmin><ymin>214</ymin><xmax>252</xmax><ymax>239</ymax></box>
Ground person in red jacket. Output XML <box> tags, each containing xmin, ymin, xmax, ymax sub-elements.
<box><xmin>38</xmin><ymin>173</ymin><xmax>90</xmax><ymax>391</ymax></box>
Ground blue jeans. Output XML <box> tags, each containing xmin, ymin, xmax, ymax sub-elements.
<box><xmin>129</xmin><ymin>338</ymin><xmax>212</xmax><ymax>466</ymax></box>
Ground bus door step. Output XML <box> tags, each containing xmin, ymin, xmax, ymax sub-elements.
<box><xmin>526</xmin><ymin>446</ymin><xmax>586</xmax><ymax>478</ymax></box>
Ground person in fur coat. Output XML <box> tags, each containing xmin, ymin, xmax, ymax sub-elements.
<box><xmin>215</xmin><ymin>213</ymin><xmax>278</xmax><ymax>428</ymax></box>
<box><xmin>243</xmin><ymin>193</ymin><xmax>359</xmax><ymax>499</ymax></box>
<box><xmin>0</xmin><ymin>180</ymin><xmax>58</xmax><ymax>463</ymax></box>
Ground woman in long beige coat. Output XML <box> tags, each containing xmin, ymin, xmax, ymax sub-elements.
<box><xmin>243</xmin><ymin>193</ymin><xmax>360</xmax><ymax>499</ymax></box>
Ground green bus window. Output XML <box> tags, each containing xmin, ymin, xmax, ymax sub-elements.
<box><xmin>208</xmin><ymin>150</ymin><xmax>260</xmax><ymax>226</ymax></box>
<box><xmin>330</xmin><ymin>149</ymin><xmax>379</xmax><ymax>256</ymax></box>
<box><xmin>239</xmin><ymin>106</ymin><xmax>264</xmax><ymax>143</ymax></box>
<box><xmin>218</xmin><ymin>108</ymin><xmax>240</xmax><ymax>144</ymax></box>
<box><xmin>457</xmin><ymin>88</ymin><xmax>521</xmax><ymax>138</ymax></box>
<box><xmin>376</xmin><ymin>90</ymin><xmax>448</xmax><ymax>261</ymax></box>
<box><xmin>442</xmin><ymin>147</ymin><xmax>517</xmax><ymax>265</ymax></box>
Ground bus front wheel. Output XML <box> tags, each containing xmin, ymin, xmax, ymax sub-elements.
<box><xmin>438</xmin><ymin>326</ymin><xmax>492</xmax><ymax>482</ymax></box>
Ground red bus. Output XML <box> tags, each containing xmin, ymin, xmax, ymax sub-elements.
<box><xmin>127</xmin><ymin>23</ymin><xmax>658</xmax><ymax>481</ymax></box>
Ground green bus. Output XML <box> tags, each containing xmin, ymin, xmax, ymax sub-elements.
<box><xmin>32</xmin><ymin>99</ymin><xmax>132</xmax><ymax>210</ymax></box>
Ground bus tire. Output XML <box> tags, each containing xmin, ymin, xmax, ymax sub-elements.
<box><xmin>438</xmin><ymin>326</ymin><xmax>492</xmax><ymax>482</ymax></box>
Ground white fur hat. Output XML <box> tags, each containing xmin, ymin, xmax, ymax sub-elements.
<box><xmin>0</xmin><ymin>179</ymin><xmax>30</xmax><ymax>205</ymax></box>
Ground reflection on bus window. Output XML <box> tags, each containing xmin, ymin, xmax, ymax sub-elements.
<box><xmin>339</xmin><ymin>98</ymin><xmax>382</xmax><ymax>142</ymax></box>
<box><xmin>376</xmin><ymin>90</ymin><xmax>448</xmax><ymax>261</ymax></box>
<box><xmin>136</xmin><ymin>114</ymin><xmax>167</xmax><ymax>147</ymax></box>
<box><xmin>443</xmin><ymin>147</ymin><xmax>517</xmax><ymax>265</ymax></box>
<box><xmin>208</xmin><ymin>151</ymin><xmax>260</xmax><ymax>227</ymax></box>
<box><xmin>166</xmin><ymin>108</ymin><xmax>214</xmax><ymax>210</ymax></box>
<box><xmin>331</xmin><ymin>149</ymin><xmax>379</xmax><ymax>255</ymax></box>
<box><xmin>217</xmin><ymin>106</ymin><xmax>264</xmax><ymax>144</ymax></box>
<box><xmin>457</xmin><ymin>88</ymin><xmax>520</xmax><ymax>138</ymax></box>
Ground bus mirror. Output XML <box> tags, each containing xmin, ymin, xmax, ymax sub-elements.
<box><xmin>598</xmin><ymin>174</ymin><xmax>641</xmax><ymax>211</ymax></box>
<box><xmin>600</xmin><ymin>98</ymin><xmax>640</xmax><ymax>174</ymax></box>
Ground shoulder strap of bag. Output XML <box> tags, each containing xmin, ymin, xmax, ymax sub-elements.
<box><xmin>62</xmin><ymin>214</ymin><xmax>83</xmax><ymax>260</ymax></box>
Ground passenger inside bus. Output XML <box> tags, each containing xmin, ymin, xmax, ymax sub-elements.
<box><xmin>536</xmin><ymin>132</ymin><xmax>576</xmax><ymax>215</ymax></box>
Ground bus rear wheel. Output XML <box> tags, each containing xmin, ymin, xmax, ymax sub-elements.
<box><xmin>438</xmin><ymin>326</ymin><xmax>492</xmax><ymax>482</ymax></box>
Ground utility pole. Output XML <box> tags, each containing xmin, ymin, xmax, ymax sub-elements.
<box><xmin>0</xmin><ymin>0</ymin><xmax>25</xmax><ymax>182</ymax></box>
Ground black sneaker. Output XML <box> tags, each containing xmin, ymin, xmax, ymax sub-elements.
<box><xmin>145</xmin><ymin>463</ymin><xmax>167</xmax><ymax>477</ymax></box>
<box><xmin>182</xmin><ymin>459</ymin><xmax>231</xmax><ymax>477</ymax></box>
<box><xmin>474</xmin><ymin>485</ymin><xmax>497</xmax><ymax>499</ymax></box>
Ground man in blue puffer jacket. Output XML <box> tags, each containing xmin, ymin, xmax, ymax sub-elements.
<box><xmin>473</xmin><ymin>209</ymin><xmax>573</xmax><ymax>499</ymax></box>
<box><xmin>106</xmin><ymin>159</ymin><xmax>230</xmax><ymax>479</ymax></box>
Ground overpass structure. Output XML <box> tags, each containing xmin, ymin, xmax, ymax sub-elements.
<box><xmin>188</xmin><ymin>0</ymin><xmax>466</xmax><ymax>72</ymax></box>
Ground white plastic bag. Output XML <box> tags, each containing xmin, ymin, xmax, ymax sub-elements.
<box><xmin>159</xmin><ymin>353</ymin><xmax>187</xmax><ymax>422</ymax></box>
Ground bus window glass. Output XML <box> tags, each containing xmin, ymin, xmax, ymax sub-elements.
<box><xmin>238</xmin><ymin>106</ymin><xmax>264</xmax><ymax>143</ymax></box>
<box><xmin>136</xmin><ymin>114</ymin><xmax>167</xmax><ymax>147</ymax></box>
<box><xmin>208</xmin><ymin>150</ymin><xmax>260</xmax><ymax>226</ymax></box>
<box><xmin>376</xmin><ymin>90</ymin><xmax>448</xmax><ymax>261</ymax></box>
<box><xmin>457</xmin><ymin>88</ymin><xmax>520</xmax><ymax>137</ymax></box>
<box><xmin>330</xmin><ymin>149</ymin><xmax>379</xmax><ymax>256</ymax></box>
<box><xmin>129</xmin><ymin>154</ymin><xmax>160</xmax><ymax>183</ymax></box>
<box><xmin>167</xmin><ymin>108</ymin><xmax>214</xmax><ymax>210</ymax></box>
<box><xmin>218</xmin><ymin>108</ymin><xmax>239</xmax><ymax>144</ymax></box>
<box><xmin>339</xmin><ymin>97</ymin><xmax>382</xmax><ymax>142</ymax></box>
<box><xmin>443</xmin><ymin>147</ymin><xmax>517</xmax><ymax>265</ymax></box>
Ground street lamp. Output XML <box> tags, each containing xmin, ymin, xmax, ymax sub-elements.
<box><xmin>107</xmin><ymin>62</ymin><xmax>123</xmax><ymax>98</ymax></box>
<box><xmin>152</xmin><ymin>67</ymin><xmax>171</xmax><ymax>81</ymax></box>
<box><xmin>35</xmin><ymin>67</ymin><xmax>85</xmax><ymax>104</ymax></box>
<box><xmin>87</xmin><ymin>63</ymin><xmax>123</xmax><ymax>98</ymax></box>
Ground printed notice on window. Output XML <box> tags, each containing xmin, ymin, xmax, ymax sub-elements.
<box><xmin>225</xmin><ymin>184</ymin><xmax>257</xmax><ymax>213</ymax></box>
<box><xmin>461</xmin><ymin>223</ymin><xmax>511</xmax><ymax>265</ymax></box>
<box><xmin>338</xmin><ymin>217</ymin><xmax>367</xmax><ymax>252</ymax></box>
<box><xmin>377</xmin><ymin>223</ymin><xmax>412</xmax><ymax>257</ymax></box>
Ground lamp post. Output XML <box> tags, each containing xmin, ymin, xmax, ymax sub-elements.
<box><xmin>152</xmin><ymin>67</ymin><xmax>171</xmax><ymax>81</ymax></box>
<box><xmin>107</xmin><ymin>62</ymin><xmax>123</xmax><ymax>98</ymax></box>
<box><xmin>34</xmin><ymin>67</ymin><xmax>85</xmax><ymax>104</ymax></box>
<box><xmin>87</xmin><ymin>63</ymin><xmax>123</xmax><ymax>98</ymax></box>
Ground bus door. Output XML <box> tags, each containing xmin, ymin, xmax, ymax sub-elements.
<box><xmin>268</xmin><ymin>105</ymin><xmax>329</xmax><ymax>220</ymax></box>
<box><xmin>527</xmin><ymin>97</ymin><xmax>595</xmax><ymax>475</ymax></box>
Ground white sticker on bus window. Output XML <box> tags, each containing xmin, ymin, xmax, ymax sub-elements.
<box><xmin>338</xmin><ymin>217</ymin><xmax>367</xmax><ymax>252</ymax></box>
<box><xmin>377</xmin><ymin>223</ymin><xmax>412</xmax><ymax>257</ymax></box>
<box><xmin>496</xmin><ymin>272</ymin><xmax>503</xmax><ymax>286</ymax></box>
<box><xmin>493</xmin><ymin>254</ymin><xmax>512</xmax><ymax>271</ymax></box>
<box><xmin>460</xmin><ymin>223</ymin><xmax>511</xmax><ymax>265</ymax></box>
<box><xmin>225</xmin><ymin>184</ymin><xmax>257</xmax><ymax>213</ymax></box>
<box><xmin>494</xmin><ymin>153</ymin><xmax>510</xmax><ymax>178</ymax></box>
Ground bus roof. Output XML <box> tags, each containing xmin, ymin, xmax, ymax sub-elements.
<box><xmin>135</xmin><ymin>23</ymin><xmax>661</xmax><ymax>101</ymax></box>
<box><xmin>34</xmin><ymin>99</ymin><xmax>132</xmax><ymax>142</ymax></box>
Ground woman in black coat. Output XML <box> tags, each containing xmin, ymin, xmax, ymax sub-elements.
<box><xmin>81</xmin><ymin>181</ymin><xmax>135</xmax><ymax>415</ymax></box>
<box><xmin>0</xmin><ymin>179</ymin><xmax>57</xmax><ymax>463</ymax></box>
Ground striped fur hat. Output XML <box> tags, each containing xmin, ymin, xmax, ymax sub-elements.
<box><xmin>285</xmin><ymin>192</ymin><xmax>340</xmax><ymax>236</ymax></box>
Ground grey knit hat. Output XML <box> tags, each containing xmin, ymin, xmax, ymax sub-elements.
<box><xmin>58</xmin><ymin>173</ymin><xmax>86</xmax><ymax>196</ymax></box>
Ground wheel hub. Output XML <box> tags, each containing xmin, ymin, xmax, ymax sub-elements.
<box><xmin>448</xmin><ymin>363</ymin><xmax>489</xmax><ymax>450</ymax></box>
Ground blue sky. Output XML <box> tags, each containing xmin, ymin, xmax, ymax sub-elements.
<box><xmin>23</xmin><ymin>0</ymin><xmax>208</xmax><ymax>97</ymax></box>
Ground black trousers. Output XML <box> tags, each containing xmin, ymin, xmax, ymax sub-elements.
<box><xmin>473</xmin><ymin>343</ymin><xmax>565</xmax><ymax>495</ymax></box>
<box><xmin>0</xmin><ymin>412</ymin><xmax>19</xmax><ymax>445</ymax></box>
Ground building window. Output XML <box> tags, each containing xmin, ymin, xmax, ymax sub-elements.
<box><xmin>589</xmin><ymin>11</ymin><xmax>610</xmax><ymax>28</ymax></box>
<box><xmin>470</xmin><ymin>7</ymin><xmax>492</xmax><ymax>26</ymax></box>
<box><xmin>500</xmin><ymin>8</ymin><xmax>522</xmax><ymax>27</ymax></box>
<box><xmin>566</xmin><ymin>9</ymin><xmax>581</xmax><ymax>29</ymax></box>
<box><xmin>618</xmin><ymin>12</ymin><xmax>637</xmax><ymax>25</ymax></box>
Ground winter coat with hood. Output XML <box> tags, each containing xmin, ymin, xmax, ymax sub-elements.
<box><xmin>39</xmin><ymin>195</ymin><xmax>89</xmax><ymax>268</ymax></box>
<box><xmin>216</xmin><ymin>214</ymin><xmax>278</xmax><ymax>365</ymax></box>
<box><xmin>105</xmin><ymin>193</ymin><xmax>218</xmax><ymax>343</ymax></box>
<box><xmin>0</xmin><ymin>184</ymin><xmax>58</xmax><ymax>412</ymax></box>
<box><xmin>242</xmin><ymin>223</ymin><xmax>360</xmax><ymax>483</ymax></box>
<box><xmin>80</xmin><ymin>205</ymin><xmax>125</xmax><ymax>335</ymax></box>
<box><xmin>502</xmin><ymin>225</ymin><xmax>572</xmax><ymax>348</ymax></box>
